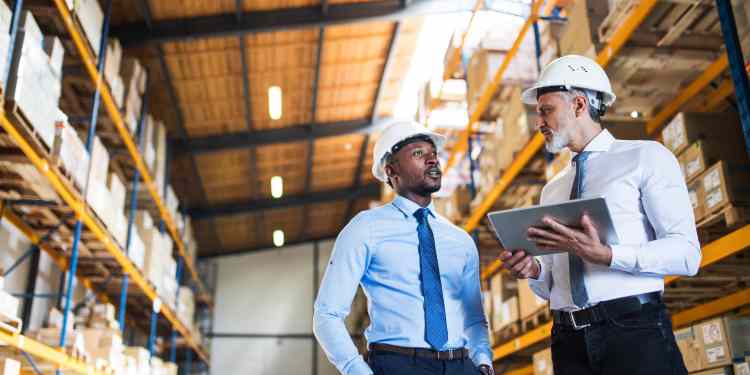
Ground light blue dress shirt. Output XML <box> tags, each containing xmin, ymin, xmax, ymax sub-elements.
<box><xmin>313</xmin><ymin>195</ymin><xmax>493</xmax><ymax>375</ymax></box>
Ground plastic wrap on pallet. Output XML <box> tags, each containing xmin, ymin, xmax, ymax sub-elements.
<box><xmin>52</xmin><ymin>113</ymin><xmax>90</xmax><ymax>190</ymax></box>
<box><xmin>73</xmin><ymin>0</ymin><xmax>104</xmax><ymax>57</ymax></box>
<box><xmin>128</xmin><ymin>230</ymin><xmax>146</xmax><ymax>271</ymax></box>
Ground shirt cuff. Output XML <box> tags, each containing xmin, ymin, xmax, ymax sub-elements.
<box><xmin>473</xmin><ymin>352</ymin><xmax>493</xmax><ymax>367</ymax></box>
<box><xmin>609</xmin><ymin>244</ymin><xmax>637</xmax><ymax>273</ymax></box>
<box><xmin>529</xmin><ymin>256</ymin><xmax>546</xmax><ymax>283</ymax></box>
<box><xmin>344</xmin><ymin>357</ymin><xmax>373</xmax><ymax>375</ymax></box>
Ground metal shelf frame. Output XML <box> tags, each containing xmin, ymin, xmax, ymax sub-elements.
<box><xmin>0</xmin><ymin>0</ymin><xmax>209</xmax><ymax>364</ymax></box>
<box><xmin>48</xmin><ymin>0</ymin><xmax>212</xmax><ymax>308</ymax></box>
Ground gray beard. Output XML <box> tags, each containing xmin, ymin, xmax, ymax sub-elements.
<box><xmin>545</xmin><ymin>130</ymin><xmax>570</xmax><ymax>154</ymax></box>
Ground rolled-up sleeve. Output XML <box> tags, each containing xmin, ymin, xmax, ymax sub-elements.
<box><xmin>609</xmin><ymin>142</ymin><xmax>701</xmax><ymax>276</ymax></box>
<box><xmin>313</xmin><ymin>213</ymin><xmax>373</xmax><ymax>375</ymax></box>
<box><xmin>462</xmin><ymin>239</ymin><xmax>493</xmax><ymax>366</ymax></box>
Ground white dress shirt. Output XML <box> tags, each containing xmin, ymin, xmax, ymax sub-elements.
<box><xmin>528</xmin><ymin>129</ymin><xmax>701</xmax><ymax>311</ymax></box>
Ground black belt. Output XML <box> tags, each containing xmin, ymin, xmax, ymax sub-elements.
<box><xmin>553</xmin><ymin>291</ymin><xmax>662</xmax><ymax>330</ymax></box>
<box><xmin>368</xmin><ymin>343</ymin><xmax>469</xmax><ymax>361</ymax></box>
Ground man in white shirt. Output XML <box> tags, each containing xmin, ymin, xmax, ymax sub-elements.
<box><xmin>498</xmin><ymin>55</ymin><xmax>701</xmax><ymax>375</ymax></box>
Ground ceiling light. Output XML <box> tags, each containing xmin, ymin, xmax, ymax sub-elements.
<box><xmin>344</xmin><ymin>143</ymin><xmax>352</xmax><ymax>150</ymax></box>
<box><xmin>630</xmin><ymin>111</ymin><xmax>640</xmax><ymax>119</ymax></box>
<box><xmin>271</xmin><ymin>176</ymin><xmax>283</xmax><ymax>198</ymax></box>
<box><xmin>268</xmin><ymin>86</ymin><xmax>282</xmax><ymax>120</ymax></box>
<box><xmin>273</xmin><ymin>230</ymin><xmax>285</xmax><ymax>247</ymax></box>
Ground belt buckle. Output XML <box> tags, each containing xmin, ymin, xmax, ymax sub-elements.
<box><xmin>569</xmin><ymin>311</ymin><xmax>590</xmax><ymax>330</ymax></box>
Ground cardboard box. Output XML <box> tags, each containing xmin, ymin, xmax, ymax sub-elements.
<box><xmin>661</xmin><ymin>112</ymin><xmax>743</xmax><ymax>155</ymax></box>
<box><xmin>735</xmin><ymin>361</ymin><xmax>750</xmax><ymax>375</ymax></box>
<box><xmin>89</xmin><ymin>136</ymin><xmax>110</xmax><ymax>185</ymax></box>
<box><xmin>151</xmin><ymin>356</ymin><xmax>165</xmax><ymax>375</ymax></box>
<box><xmin>82</xmin><ymin>328</ymin><xmax>123</xmax><ymax>367</ymax></box>
<box><xmin>166</xmin><ymin>184</ymin><xmax>179</xmax><ymax>218</ymax></box>
<box><xmin>52</xmin><ymin>116</ymin><xmax>90</xmax><ymax>190</ymax></box>
<box><xmin>674</xmin><ymin>326</ymin><xmax>704</xmax><ymax>372</ymax></box>
<box><xmin>489</xmin><ymin>273</ymin><xmax>516</xmax><ymax>329</ymax></box>
<box><xmin>692</xmin><ymin>367</ymin><xmax>733</xmax><ymax>375</ymax></box>
<box><xmin>73</xmin><ymin>0</ymin><xmax>104</xmax><ymax>57</ymax></box>
<box><xmin>6</xmin><ymin>13</ymin><xmax>63</xmax><ymax>150</ymax></box>
<box><xmin>533</xmin><ymin>348</ymin><xmax>553</xmax><ymax>375</ymax></box>
<box><xmin>164</xmin><ymin>362</ymin><xmax>178</xmax><ymax>375</ymax></box>
<box><xmin>42</xmin><ymin>36</ymin><xmax>64</xmax><ymax>79</ymax></box>
<box><xmin>0</xmin><ymin>291</ymin><xmax>18</xmax><ymax>319</ymax></box>
<box><xmin>559</xmin><ymin>0</ymin><xmax>598</xmax><ymax>57</ymax></box>
<box><xmin>0</xmin><ymin>358</ymin><xmax>20</xmax><ymax>375</ymax></box>
<box><xmin>108</xmin><ymin>172</ymin><xmax>126</xmax><ymax>213</ymax></box>
<box><xmin>700</xmin><ymin>161</ymin><xmax>750</xmax><ymax>215</ymax></box>
<box><xmin>518</xmin><ymin>279</ymin><xmax>547</xmax><ymax>320</ymax></box>
<box><xmin>128</xmin><ymin>230</ymin><xmax>146</xmax><ymax>270</ymax></box>
<box><xmin>92</xmin><ymin>303</ymin><xmax>116</xmax><ymax>322</ymax></box>
<box><xmin>693</xmin><ymin>316</ymin><xmax>750</xmax><ymax>370</ymax></box>
<box><xmin>687</xmin><ymin>177</ymin><xmax>706</xmax><ymax>222</ymax></box>
<box><xmin>121</xmin><ymin>58</ymin><xmax>146</xmax><ymax>95</ymax></box>
<box><xmin>678</xmin><ymin>139</ymin><xmax>749</xmax><ymax>182</ymax></box>
<box><xmin>493</xmin><ymin>296</ymin><xmax>519</xmax><ymax>332</ymax></box>
<box><xmin>124</xmin><ymin>347</ymin><xmax>150</xmax><ymax>375</ymax></box>
<box><xmin>103</xmin><ymin>38</ymin><xmax>122</xmax><ymax>86</ymax></box>
<box><xmin>153</xmin><ymin>122</ymin><xmax>168</xmax><ymax>193</ymax></box>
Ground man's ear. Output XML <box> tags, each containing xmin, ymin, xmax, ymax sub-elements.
<box><xmin>385</xmin><ymin>163</ymin><xmax>396</xmax><ymax>182</ymax></box>
<box><xmin>574</xmin><ymin>96</ymin><xmax>587</xmax><ymax>118</ymax></box>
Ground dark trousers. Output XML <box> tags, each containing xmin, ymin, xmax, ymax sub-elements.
<box><xmin>551</xmin><ymin>302</ymin><xmax>688</xmax><ymax>375</ymax></box>
<box><xmin>367</xmin><ymin>349</ymin><xmax>480</xmax><ymax>375</ymax></box>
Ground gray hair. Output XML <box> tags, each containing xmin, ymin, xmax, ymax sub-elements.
<box><xmin>559</xmin><ymin>88</ymin><xmax>606</xmax><ymax>123</ymax></box>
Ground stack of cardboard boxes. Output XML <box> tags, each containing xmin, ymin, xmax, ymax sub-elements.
<box><xmin>67</xmin><ymin>0</ymin><xmax>104</xmax><ymax>57</ymax></box>
<box><xmin>0</xmin><ymin>274</ymin><xmax>20</xmax><ymax>333</ymax></box>
<box><xmin>675</xmin><ymin>315</ymin><xmax>750</xmax><ymax>374</ymax></box>
<box><xmin>6</xmin><ymin>11</ymin><xmax>64</xmax><ymax>151</ymax></box>
<box><xmin>177</xmin><ymin>286</ymin><xmax>195</xmax><ymax>329</ymax></box>
<box><xmin>487</xmin><ymin>272</ymin><xmax>518</xmax><ymax>338</ymax></box>
<box><xmin>122</xmin><ymin>58</ymin><xmax>147</xmax><ymax>134</ymax></box>
<box><xmin>473</xmin><ymin>87</ymin><xmax>537</xmax><ymax>208</ymax></box>
<box><xmin>660</xmin><ymin>112</ymin><xmax>750</xmax><ymax>223</ymax></box>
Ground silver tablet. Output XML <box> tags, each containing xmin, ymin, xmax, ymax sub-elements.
<box><xmin>486</xmin><ymin>197</ymin><xmax>619</xmax><ymax>256</ymax></box>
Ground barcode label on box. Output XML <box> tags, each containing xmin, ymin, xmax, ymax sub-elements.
<box><xmin>706</xmin><ymin>190</ymin><xmax>724</xmax><ymax>210</ymax></box>
<box><xmin>705</xmin><ymin>346</ymin><xmax>725</xmax><ymax>363</ymax></box>
<box><xmin>703</xmin><ymin>169</ymin><xmax>722</xmax><ymax>192</ymax></box>
<box><xmin>702</xmin><ymin>322</ymin><xmax>723</xmax><ymax>345</ymax></box>
<box><xmin>686</xmin><ymin>158</ymin><xmax>702</xmax><ymax>178</ymax></box>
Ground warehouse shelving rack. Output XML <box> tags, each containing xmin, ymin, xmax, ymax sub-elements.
<box><xmin>437</xmin><ymin>0</ymin><xmax>750</xmax><ymax>372</ymax></box>
<box><xmin>0</xmin><ymin>0</ymin><xmax>210</xmax><ymax>373</ymax></box>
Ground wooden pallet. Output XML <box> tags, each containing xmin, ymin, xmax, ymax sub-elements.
<box><xmin>697</xmin><ymin>204</ymin><xmax>749</xmax><ymax>243</ymax></box>
<box><xmin>493</xmin><ymin>321</ymin><xmax>521</xmax><ymax>344</ymax></box>
<box><xmin>521</xmin><ymin>306</ymin><xmax>552</xmax><ymax>333</ymax></box>
<box><xmin>0</xmin><ymin>311</ymin><xmax>21</xmax><ymax>335</ymax></box>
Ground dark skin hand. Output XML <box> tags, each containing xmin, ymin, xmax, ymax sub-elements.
<box><xmin>384</xmin><ymin>140</ymin><xmax>442</xmax><ymax>207</ymax></box>
<box><xmin>500</xmin><ymin>214</ymin><xmax>612</xmax><ymax>279</ymax></box>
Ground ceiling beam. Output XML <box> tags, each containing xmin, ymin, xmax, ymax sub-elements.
<box><xmin>170</xmin><ymin>118</ymin><xmax>391</xmax><ymax>155</ymax></box>
<box><xmin>187</xmin><ymin>183</ymin><xmax>380</xmax><ymax>219</ymax></box>
<box><xmin>344</xmin><ymin>22</ymin><xmax>401</xmax><ymax>222</ymax></box>
<box><xmin>112</xmin><ymin>0</ymin><xmax>466</xmax><ymax>46</ymax></box>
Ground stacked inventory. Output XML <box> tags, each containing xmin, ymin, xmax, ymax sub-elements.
<box><xmin>674</xmin><ymin>315</ymin><xmax>750</xmax><ymax>374</ymax></box>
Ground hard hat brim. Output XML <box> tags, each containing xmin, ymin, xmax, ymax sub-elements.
<box><xmin>372</xmin><ymin>131</ymin><xmax>446</xmax><ymax>183</ymax></box>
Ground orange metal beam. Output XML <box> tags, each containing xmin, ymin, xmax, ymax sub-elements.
<box><xmin>0</xmin><ymin>330</ymin><xmax>107</xmax><ymax>375</ymax></box>
<box><xmin>506</xmin><ymin>364</ymin><xmax>535</xmax><ymax>375</ymax></box>
<box><xmin>0</xmin><ymin>114</ymin><xmax>207</xmax><ymax>362</ymax></box>
<box><xmin>696</xmin><ymin>62</ymin><xmax>750</xmax><ymax>112</ymax></box>
<box><xmin>672</xmin><ymin>288</ymin><xmax>750</xmax><ymax>329</ymax></box>
<box><xmin>49</xmin><ymin>0</ymin><xmax>210</xmax><ymax>306</ymax></box>
<box><xmin>493</xmin><ymin>321</ymin><xmax>552</xmax><ymax>360</ymax></box>
<box><xmin>645</xmin><ymin>54</ymin><xmax>729</xmax><ymax>135</ymax></box>
<box><xmin>444</xmin><ymin>0</ymin><xmax>543</xmax><ymax>171</ymax></box>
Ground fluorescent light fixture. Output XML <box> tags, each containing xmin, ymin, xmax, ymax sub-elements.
<box><xmin>344</xmin><ymin>143</ymin><xmax>352</xmax><ymax>151</ymax></box>
<box><xmin>268</xmin><ymin>86</ymin><xmax>282</xmax><ymax>120</ymax></box>
<box><xmin>630</xmin><ymin>111</ymin><xmax>640</xmax><ymax>119</ymax></box>
<box><xmin>273</xmin><ymin>230</ymin><xmax>285</xmax><ymax>247</ymax></box>
<box><xmin>271</xmin><ymin>176</ymin><xmax>283</xmax><ymax>198</ymax></box>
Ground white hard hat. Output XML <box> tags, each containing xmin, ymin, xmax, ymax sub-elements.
<box><xmin>371</xmin><ymin>121</ymin><xmax>446</xmax><ymax>183</ymax></box>
<box><xmin>521</xmin><ymin>54</ymin><xmax>616</xmax><ymax>106</ymax></box>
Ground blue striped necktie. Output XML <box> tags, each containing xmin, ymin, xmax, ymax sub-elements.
<box><xmin>414</xmin><ymin>207</ymin><xmax>448</xmax><ymax>349</ymax></box>
<box><xmin>569</xmin><ymin>151</ymin><xmax>591</xmax><ymax>307</ymax></box>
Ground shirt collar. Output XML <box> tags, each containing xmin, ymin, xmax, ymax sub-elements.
<box><xmin>391</xmin><ymin>194</ymin><xmax>436</xmax><ymax>220</ymax></box>
<box><xmin>574</xmin><ymin>128</ymin><xmax>615</xmax><ymax>156</ymax></box>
